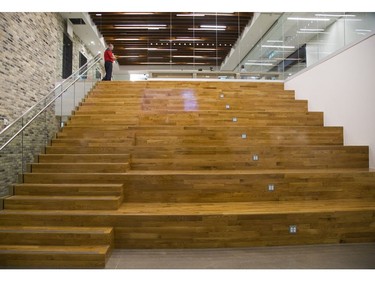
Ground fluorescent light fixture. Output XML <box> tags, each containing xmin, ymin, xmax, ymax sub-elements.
<box><xmin>121</xmin><ymin>12</ymin><xmax>155</xmax><ymax>15</ymax></box>
<box><xmin>315</xmin><ymin>14</ymin><xmax>356</xmax><ymax>17</ymax></box>
<box><xmin>176</xmin><ymin>13</ymin><xmax>234</xmax><ymax>17</ymax></box>
<box><xmin>115</xmin><ymin>24</ymin><xmax>166</xmax><ymax>27</ymax></box>
<box><xmin>267</xmin><ymin>40</ymin><xmax>284</xmax><ymax>43</ymax></box>
<box><xmin>287</xmin><ymin>17</ymin><xmax>330</xmax><ymax>21</ymax></box>
<box><xmin>176</xmin><ymin>37</ymin><xmax>204</xmax><ymax>41</ymax></box>
<box><xmin>197</xmin><ymin>57</ymin><xmax>221</xmax><ymax>60</ymax></box>
<box><xmin>245</xmin><ymin>62</ymin><xmax>274</xmax><ymax>66</ymax></box>
<box><xmin>115</xmin><ymin>38</ymin><xmax>141</xmax><ymax>41</ymax></box>
<box><xmin>115</xmin><ymin>27</ymin><xmax>166</xmax><ymax>30</ymax></box>
<box><xmin>151</xmin><ymin>49</ymin><xmax>178</xmax><ymax>52</ymax></box>
<box><xmin>194</xmin><ymin>48</ymin><xmax>217</xmax><ymax>51</ymax></box>
<box><xmin>173</xmin><ymin>55</ymin><xmax>204</xmax><ymax>58</ymax></box>
<box><xmin>176</xmin><ymin>13</ymin><xmax>206</xmax><ymax>17</ymax></box>
<box><xmin>261</xmin><ymin>45</ymin><xmax>295</xmax><ymax>49</ymax></box>
<box><xmin>201</xmin><ymin>25</ymin><xmax>226</xmax><ymax>29</ymax></box>
<box><xmin>184</xmin><ymin>62</ymin><xmax>207</xmax><ymax>65</ymax></box>
<box><xmin>114</xmin><ymin>24</ymin><xmax>167</xmax><ymax>30</ymax></box>
<box><xmin>125</xmin><ymin>47</ymin><xmax>158</xmax><ymax>50</ymax></box>
<box><xmin>188</xmin><ymin>28</ymin><xmax>226</xmax><ymax>31</ymax></box>
<box><xmin>205</xmin><ymin>13</ymin><xmax>235</xmax><ymax>16</ymax></box>
<box><xmin>95</xmin><ymin>14</ymin><xmax>102</xmax><ymax>16</ymax></box>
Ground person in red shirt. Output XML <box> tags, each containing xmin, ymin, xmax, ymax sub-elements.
<box><xmin>103</xmin><ymin>44</ymin><xmax>116</xmax><ymax>81</ymax></box>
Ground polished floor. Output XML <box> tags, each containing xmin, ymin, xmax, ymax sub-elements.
<box><xmin>105</xmin><ymin>243</ymin><xmax>375</xmax><ymax>269</ymax></box>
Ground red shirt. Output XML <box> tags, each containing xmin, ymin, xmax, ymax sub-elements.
<box><xmin>104</xmin><ymin>48</ymin><xmax>115</xmax><ymax>62</ymax></box>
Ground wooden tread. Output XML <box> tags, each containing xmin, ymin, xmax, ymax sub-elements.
<box><xmin>0</xmin><ymin>245</ymin><xmax>110</xmax><ymax>268</ymax></box>
<box><xmin>13</xmin><ymin>183</ymin><xmax>123</xmax><ymax>196</ymax></box>
<box><xmin>38</xmin><ymin>154</ymin><xmax>131</xmax><ymax>163</ymax></box>
<box><xmin>30</xmin><ymin>163</ymin><xmax>130</xmax><ymax>173</ymax></box>
<box><xmin>0</xmin><ymin>226</ymin><xmax>113</xmax><ymax>246</ymax></box>
<box><xmin>4</xmin><ymin>195</ymin><xmax>122</xmax><ymax>210</ymax></box>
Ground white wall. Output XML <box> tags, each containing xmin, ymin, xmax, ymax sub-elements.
<box><xmin>285</xmin><ymin>34</ymin><xmax>375</xmax><ymax>168</ymax></box>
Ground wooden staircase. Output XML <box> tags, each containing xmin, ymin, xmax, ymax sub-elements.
<box><xmin>0</xmin><ymin>81</ymin><xmax>374</xmax><ymax>268</ymax></box>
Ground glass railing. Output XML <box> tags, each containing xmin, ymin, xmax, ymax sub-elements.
<box><xmin>0</xmin><ymin>54</ymin><xmax>103</xmax><ymax>197</ymax></box>
<box><xmin>239</xmin><ymin>12</ymin><xmax>375</xmax><ymax>80</ymax></box>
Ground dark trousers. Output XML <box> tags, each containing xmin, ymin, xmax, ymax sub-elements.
<box><xmin>103</xmin><ymin>61</ymin><xmax>113</xmax><ymax>81</ymax></box>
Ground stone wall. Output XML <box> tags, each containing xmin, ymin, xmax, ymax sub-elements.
<box><xmin>0</xmin><ymin>12</ymin><xmax>97</xmax><ymax>196</ymax></box>
<box><xmin>0</xmin><ymin>12</ymin><xmax>95</xmax><ymax>123</ymax></box>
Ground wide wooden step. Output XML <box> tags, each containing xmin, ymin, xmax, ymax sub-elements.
<box><xmin>0</xmin><ymin>245</ymin><xmax>110</xmax><ymax>268</ymax></box>
<box><xmin>38</xmin><ymin>154</ymin><xmax>131</xmax><ymax>163</ymax></box>
<box><xmin>120</xmin><ymin>170</ymin><xmax>375</xmax><ymax>203</ymax></box>
<box><xmin>75</xmin><ymin>101</ymin><xmax>308</xmax><ymax>112</ymax></box>
<box><xmin>0</xmin><ymin>226</ymin><xmax>113</xmax><ymax>246</ymax></box>
<box><xmin>45</xmin><ymin>146</ymin><xmax>131</xmax><ymax>154</ymax></box>
<box><xmin>68</xmin><ymin>111</ymin><xmax>324</xmax><ymax>126</ymax></box>
<box><xmin>129</xmin><ymin>145</ymin><xmax>368</xmax><ymax>170</ymax></box>
<box><xmin>114</xmin><ymin>200</ymin><xmax>375</xmax><ymax>248</ymax></box>
<box><xmin>29</xmin><ymin>163</ymin><xmax>130</xmax><ymax>173</ymax></box>
<box><xmin>92</xmin><ymin>81</ymin><xmax>286</xmax><ymax>92</ymax></box>
<box><xmin>4</xmin><ymin>195</ymin><xmax>122</xmax><ymax>210</ymax></box>
<box><xmin>50</xmin><ymin>138</ymin><xmax>134</xmax><ymax>146</ymax></box>
<box><xmin>0</xmin><ymin>200</ymin><xmax>373</xmax><ymax>248</ymax></box>
<box><xmin>21</xmin><ymin>169</ymin><xmax>374</xmax><ymax>187</ymax></box>
<box><xmin>56</xmin><ymin>129</ymin><xmax>134</xmax><ymax>139</ymax></box>
<box><xmin>13</xmin><ymin>183</ymin><xmax>123</xmax><ymax>196</ymax></box>
<box><xmin>88</xmin><ymin>89</ymin><xmax>295</xmax><ymax>99</ymax></box>
<box><xmin>57</xmin><ymin>126</ymin><xmax>343</xmax><ymax>146</ymax></box>
<box><xmin>80</xmin><ymin>99</ymin><xmax>305</xmax><ymax>107</ymax></box>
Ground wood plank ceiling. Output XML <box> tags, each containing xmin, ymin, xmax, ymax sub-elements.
<box><xmin>89</xmin><ymin>12</ymin><xmax>253</xmax><ymax>66</ymax></box>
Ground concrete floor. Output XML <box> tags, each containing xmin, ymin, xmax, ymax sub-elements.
<box><xmin>106</xmin><ymin>243</ymin><xmax>375</xmax><ymax>269</ymax></box>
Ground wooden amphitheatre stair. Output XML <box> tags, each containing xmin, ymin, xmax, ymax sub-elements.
<box><xmin>0</xmin><ymin>80</ymin><xmax>374</xmax><ymax>268</ymax></box>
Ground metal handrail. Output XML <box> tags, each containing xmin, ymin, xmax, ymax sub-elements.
<box><xmin>0</xmin><ymin>53</ymin><xmax>101</xmax><ymax>136</ymax></box>
<box><xmin>0</xmin><ymin>54</ymin><xmax>102</xmax><ymax>151</ymax></box>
